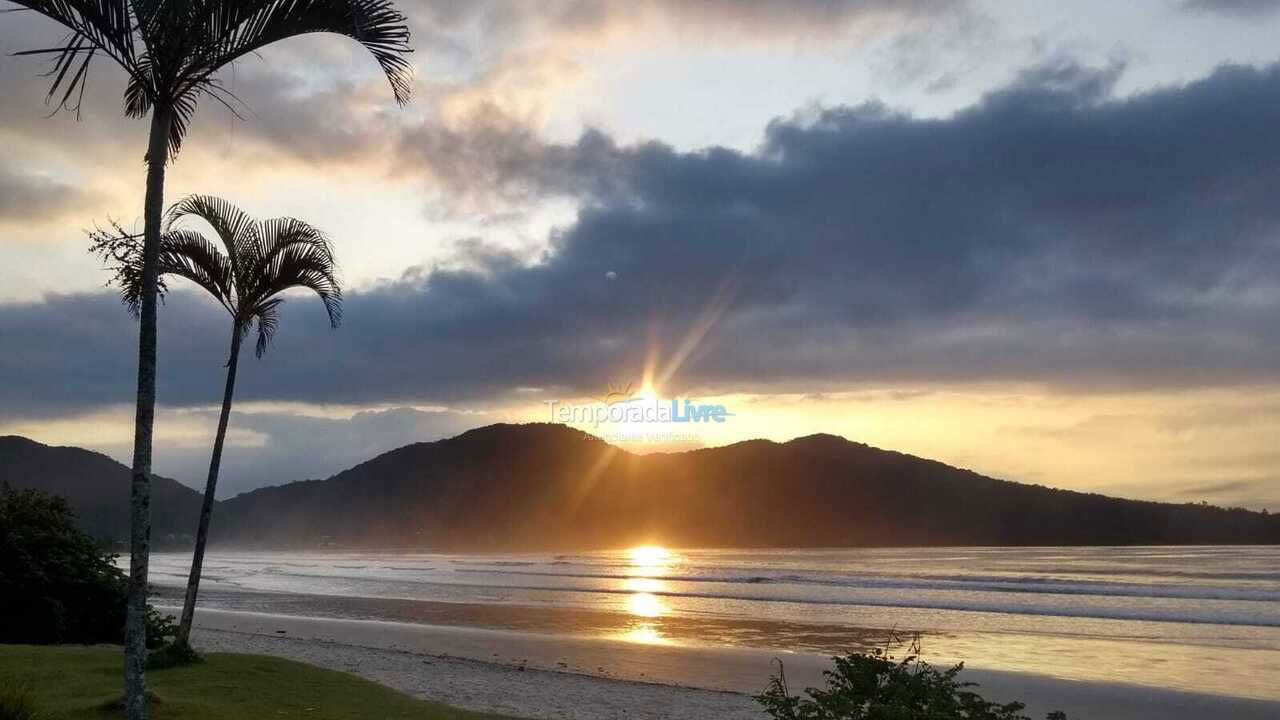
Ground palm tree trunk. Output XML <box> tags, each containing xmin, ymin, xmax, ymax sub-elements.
<box><xmin>124</xmin><ymin>107</ymin><xmax>173</xmax><ymax>720</ymax></box>
<box><xmin>175</xmin><ymin>328</ymin><xmax>242</xmax><ymax>647</ymax></box>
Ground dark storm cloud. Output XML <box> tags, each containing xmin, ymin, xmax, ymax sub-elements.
<box><xmin>4</xmin><ymin>60</ymin><xmax>1280</xmax><ymax>421</ymax></box>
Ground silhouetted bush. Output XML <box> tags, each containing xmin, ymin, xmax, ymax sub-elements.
<box><xmin>757</xmin><ymin>641</ymin><xmax>1069</xmax><ymax>720</ymax></box>
<box><xmin>0</xmin><ymin>485</ymin><xmax>175</xmax><ymax>649</ymax></box>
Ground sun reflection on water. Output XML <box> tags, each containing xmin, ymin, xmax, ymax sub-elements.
<box><xmin>618</xmin><ymin>622</ymin><xmax>671</xmax><ymax>645</ymax></box>
<box><xmin>623</xmin><ymin>576</ymin><xmax>663</xmax><ymax>593</ymax></box>
<box><xmin>616</xmin><ymin>546</ymin><xmax>678</xmax><ymax>644</ymax></box>
<box><xmin>626</xmin><ymin>591</ymin><xmax>666</xmax><ymax>618</ymax></box>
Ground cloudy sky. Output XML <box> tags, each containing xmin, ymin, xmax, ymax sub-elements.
<box><xmin>2</xmin><ymin>0</ymin><xmax>1280</xmax><ymax>507</ymax></box>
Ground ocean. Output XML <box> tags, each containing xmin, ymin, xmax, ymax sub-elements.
<box><xmin>148</xmin><ymin>545</ymin><xmax>1280</xmax><ymax>701</ymax></box>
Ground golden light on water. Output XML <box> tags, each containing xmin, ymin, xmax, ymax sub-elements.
<box><xmin>626</xmin><ymin>592</ymin><xmax>666</xmax><ymax>618</ymax></box>
<box><xmin>616</xmin><ymin>545</ymin><xmax>675</xmax><ymax>644</ymax></box>
<box><xmin>623</xmin><ymin>577</ymin><xmax>663</xmax><ymax>593</ymax></box>
<box><xmin>618</xmin><ymin>622</ymin><xmax>670</xmax><ymax>645</ymax></box>
<box><xmin>624</xmin><ymin>547</ymin><xmax>672</xmax><ymax>616</ymax></box>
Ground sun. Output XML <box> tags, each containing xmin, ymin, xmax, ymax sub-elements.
<box><xmin>628</xmin><ymin>545</ymin><xmax>671</xmax><ymax>565</ymax></box>
<box><xmin>637</xmin><ymin>382</ymin><xmax>660</xmax><ymax>403</ymax></box>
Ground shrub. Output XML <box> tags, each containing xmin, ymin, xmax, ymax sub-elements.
<box><xmin>144</xmin><ymin>606</ymin><xmax>179</xmax><ymax>650</ymax></box>
<box><xmin>0</xmin><ymin>485</ymin><xmax>177</xmax><ymax>649</ymax></box>
<box><xmin>0</xmin><ymin>486</ymin><xmax>127</xmax><ymax>645</ymax></box>
<box><xmin>756</xmin><ymin>640</ymin><xmax>1069</xmax><ymax>720</ymax></box>
<box><xmin>145</xmin><ymin>640</ymin><xmax>201</xmax><ymax>670</ymax></box>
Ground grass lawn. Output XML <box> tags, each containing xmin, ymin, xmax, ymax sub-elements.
<box><xmin>0</xmin><ymin>645</ymin><xmax>520</xmax><ymax>720</ymax></box>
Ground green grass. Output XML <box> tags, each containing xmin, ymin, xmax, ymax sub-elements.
<box><xmin>0</xmin><ymin>645</ymin><xmax>519</xmax><ymax>720</ymax></box>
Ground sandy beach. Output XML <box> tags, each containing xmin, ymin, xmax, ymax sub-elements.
<box><xmin>187</xmin><ymin>609</ymin><xmax>1280</xmax><ymax>720</ymax></box>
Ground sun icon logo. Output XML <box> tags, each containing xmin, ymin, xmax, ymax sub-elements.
<box><xmin>596</xmin><ymin>381</ymin><xmax>637</xmax><ymax>406</ymax></box>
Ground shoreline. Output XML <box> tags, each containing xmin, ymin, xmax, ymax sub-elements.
<box><xmin>187</xmin><ymin>608</ymin><xmax>1280</xmax><ymax>720</ymax></box>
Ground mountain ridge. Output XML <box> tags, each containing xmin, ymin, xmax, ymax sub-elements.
<box><xmin>3</xmin><ymin>424</ymin><xmax>1277</xmax><ymax>549</ymax></box>
<box><xmin>0</xmin><ymin>434</ymin><xmax>205</xmax><ymax>546</ymax></box>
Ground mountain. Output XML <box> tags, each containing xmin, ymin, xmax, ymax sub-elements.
<box><xmin>8</xmin><ymin>425</ymin><xmax>1277</xmax><ymax>549</ymax></box>
<box><xmin>0</xmin><ymin>435</ymin><xmax>205</xmax><ymax>546</ymax></box>
<box><xmin>211</xmin><ymin>423</ymin><xmax>1280</xmax><ymax>549</ymax></box>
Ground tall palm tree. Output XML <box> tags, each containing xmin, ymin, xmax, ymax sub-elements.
<box><xmin>6</xmin><ymin>3</ymin><xmax>409</xmax><ymax>715</ymax></box>
<box><xmin>92</xmin><ymin>194</ymin><xmax>342</xmax><ymax>647</ymax></box>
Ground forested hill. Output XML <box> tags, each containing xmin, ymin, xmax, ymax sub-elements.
<box><xmin>6</xmin><ymin>426</ymin><xmax>1277</xmax><ymax>549</ymax></box>
<box><xmin>0</xmin><ymin>435</ymin><xmax>203</xmax><ymax>546</ymax></box>
<box><xmin>209</xmin><ymin>423</ymin><xmax>1280</xmax><ymax>549</ymax></box>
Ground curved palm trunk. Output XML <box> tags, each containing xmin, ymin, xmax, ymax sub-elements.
<box><xmin>175</xmin><ymin>328</ymin><xmax>242</xmax><ymax>647</ymax></box>
<box><xmin>125</xmin><ymin>107</ymin><xmax>174</xmax><ymax>720</ymax></box>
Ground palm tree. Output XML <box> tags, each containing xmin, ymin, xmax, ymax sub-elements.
<box><xmin>92</xmin><ymin>194</ymin><xmax>342</xmax><ymax>647</ymax></box>
<box><xmin>5</xmin><ymin>3</ymin><xmax>409</xmax><ymax>715</ymax></box>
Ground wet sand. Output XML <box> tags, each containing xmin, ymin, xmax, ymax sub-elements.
<box><xmin>187</xmin><ymin>609</ymin><xmax>1280</xmax><ymax>720</ymax></box>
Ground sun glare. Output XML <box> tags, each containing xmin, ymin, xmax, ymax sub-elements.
<box><xmin>636</xmin><ymin>382</ymin><xmax>660</xmax><ymax>403</ymax></box>
<box><xmin>629</xmin><ymin>545</ymin><xmax>672</xmax><ymax>566</ymax></box>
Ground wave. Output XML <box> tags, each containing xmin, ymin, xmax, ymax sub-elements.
<box><xmin>449</xmin><ymin>567</ymin><xmax>1280</xmax><ymax>603</ymax></box>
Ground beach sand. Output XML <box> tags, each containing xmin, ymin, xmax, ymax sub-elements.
<box><xmin>187</xmin><ymin>609</ymin><xmax>1280</xmax><ymax>719</ymax></box>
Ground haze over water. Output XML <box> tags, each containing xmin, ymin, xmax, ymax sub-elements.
<box><xmin>149</xmin><ymin>545</ymin><xmax>1280</xmax><ymax>701</ymax></box>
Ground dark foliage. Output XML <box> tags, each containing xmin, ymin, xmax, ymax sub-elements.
<box><xmin>0</xmin><ymin>485</ymin><xmax>127</xmax><ymax>645</ymax></box>
<box><xmin>757</xmin><ymin>643</ymin><xmax>1069</xmax><ymax>720</ymax></box>
<box><xmin>0</xmin><ymin>485</ymin><xmax>175</xmax><ymax>647</ymax></box>
<box><xmin>143</xmin><ymin>607</ymin><xmax>178</xmax><ymax>652</ymax></box>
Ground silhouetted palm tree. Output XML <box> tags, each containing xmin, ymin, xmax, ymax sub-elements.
<box><xmin>6</xmin><ymin>3</ymin><xmax>409</xmax><ymax>714</ymax></box>
<box><xmin>92</xmin><ymin>195</ymin><xmax>341</xmax><ymax>647</ymax></box>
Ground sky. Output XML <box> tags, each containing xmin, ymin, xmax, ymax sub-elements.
<box><xmin>2</xmin><ymin>0</ymin><xmax>1280</xmax><ymax>507</ymax></box>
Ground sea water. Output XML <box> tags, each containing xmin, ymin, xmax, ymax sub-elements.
<box><xmin>147</xmin><ymin>545</ymin><xmax>1280</xmax><ymax>700</ymax></box>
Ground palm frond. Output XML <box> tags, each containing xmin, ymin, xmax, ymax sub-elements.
<box><xmin>176</xmin><ymin>0</ymin><xmax>413</xmax><ymax>105</ymax></box>
<box><xmin>91</xmin><ymin>194</ymin><xmax>341</xmax><ymax>354</ymax></box>
<box><xmin>7</xmin><ymin>1</ymin><xmax>142</xmax><ymax>112</ymax></box>
<box><xmin>86</xmin><ymin>221</ymin><xmax>238</xmax><ymax>317</ymax></box>
<box><xmin>12</xmin><ymin>1</ymin><xmax>412</xmax><ymax>158</ymax></box>
<box><xmin>250</xmin><ymin>216</ymin><xmax>334</xmax><ymax>273</ymax></box>
<box><xmin>166</xmin><ymin>194</ymin><xmax>255</xmax><ymax>279</ymax></box>
<box><xmin>157</xmin><ymin>229</ymin><xmax>236</xmax><ymax>312</ymax></box>
<box><xmin>244</xmin><ymin>216</ymin><xmax>342</xmax><ymax>330</ymax></box>
<box><xmin>247</xmin><ymin>296</ymin><xmax>284</xmax><ymax>358</ymax></box>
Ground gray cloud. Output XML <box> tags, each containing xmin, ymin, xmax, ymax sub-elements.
<box><xmin>1173</xmin><ymin>478</ymin><xmax>1279</xmax><ymax>512</ymax></box>
<box><xmin>151</xmin><ymin>407</ymin><xmax>483</xmax><ymax>497</ymax></box>
<box><xmin>1180</xmin><ymin>0</ymin><xmax>1280</xmax><ymax>18</ymax></box>
<box><xmin>0</xmin><ymin>0</ymin><xmax>968</xmax><ymax>176</ymax></box>
<box><xmin>4</xmin><ymin>60</ymin><xmax>1280</xmax><ymax>421</ymax></box>
<box><xmin>0</xmin><ymin>167</ymin><xmax>99</xmax><ymax>221</ymax></box>
<box><xmin>414</xmin><ymin>0</ymin><xmax>963</xmax><ymax>38</ymax></box>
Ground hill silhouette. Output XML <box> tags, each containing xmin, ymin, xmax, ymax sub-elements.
<box><xmin>5</xmin><ymin>425</ymin><xmax>1277</xmax><ymax>549</ymax></box>
<box><xmin>213</xmin><ymin>423</ymin><xmax>1280</xmax><ymax>549</ymax></box>
<box><xmin>0</xmin><ymin>435</ymin><xmax>204</xmax><ymax>546</ymax></box>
